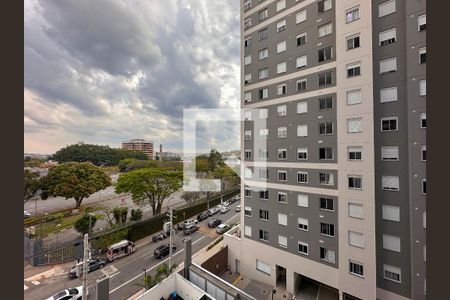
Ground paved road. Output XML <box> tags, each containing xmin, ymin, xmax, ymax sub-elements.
<box><xmin>24</xmin><ymin>199</ymin><xmax>241</xmax><ymax>300</ymax></box>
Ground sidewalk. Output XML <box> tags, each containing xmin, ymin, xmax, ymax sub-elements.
<box><xmin>24</xmin><ymin>260</ymin><xmax>74</xmax><ymax>282</ymax></box>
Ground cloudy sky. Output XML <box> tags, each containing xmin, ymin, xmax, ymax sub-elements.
<box><xmin>24</xmin><ymin>0</ymin><xmax>241</xmax><ymax>154</ymax></box>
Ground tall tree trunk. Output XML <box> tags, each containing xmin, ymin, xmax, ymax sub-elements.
<box><xmin>75</xmin><ymin>197</ymin><xmax>83</xmax><ymax>208</ymax></box>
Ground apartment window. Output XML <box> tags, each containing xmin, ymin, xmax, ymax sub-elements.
<box><xmin>349</xmin><ymin>231</ymin><xmax>364</xmax><ymax>248</ymax></box>
<box><xmin>297</xmin><ymin>101</ymin><xmax>308</xmax><ymax>113</ymax></box>
<box><xmin>348</xmin><ymin>176</ymin><xmax>363</xmax><ymax>189</ymax></box>
<box><xmin>418</xmin><ymin>14</ymin><xmax>426</xmax><ymax>32</ymax></box>
<box><xmin>298</xmin><ymin>194</ymin><xmax>308</xmax><ymax>207</ymax></box>
<box><xmin>244</xmin><ymin>18</ymin><xmax>252</xmax><ymax>30</ymax></box>
<box><xmin>277</xmin><ymin>84</ymin><xmax>287</xmax><ymax>96</ymax></box>
<box><xmin>347</xmin><ymin>117</ymin><xmax>362</xmax><ymax>133</ymax></box>
<box><xmin>259</xmin><ymin>149</ymin><xmax>268</xmax><ymax>159</ymax></box>
<box><xmin>244</xmin><ymin>55</ymin><xmax>252</xmax><ymax>65</ymax></box>
<box><xmin>297</xmin><ymin>148</ymin><xmax>308</xmax><ymax>160</ymax></box>
<box><xmin>419</xmin><ymin>47</ymin><xmax>426</xmax><ymax>64</ymax></box>
<box><xmin>244</xmin><ymin>73</ymin><xmax>252</xmax><ymax>85</ymax></box>
<box><xmin>244</xmin><ymin>110</ymin><xmax>252</xmax><ymax>120</ymax></box>
<box><xmin>320</xmin><ymin>172</ymin><xmax>334</xmax><ymax>186</ymax></box>
<box><xmin>347</xmin><ymin>62</ymin><xmax>361</xmax><ymax>77</ymax></box>
<box><xmin>277</xmin><ymin>62</ymin><xmax>287</xmax><ymax>74</ymax></box>
<box><xmin>259</xmin><ymin>230</ymin><xmax>269</xmax><ymax>242</ymax></box>
<box><xmin>258</xmin><ymin>168</ymin><xmax>269</xmax><ymax>179</ymax></box>
<box><xmin>298</xmin><ymin>241</ymin><xmax>309</xmax><ymax>255</ymax></box>
<box><xmin>347</xmin><ymin>89</ymin><xmax>362</xmax><ymax>105</ymax></box>
<box><xmin>320</xmin><ymin>198</ymin><xmax>334</xmax><ymax>211</ymax></box>
<box><xmin>277</xmin><ymin>127</ymin><xmax>287</xmax><ymax>138</ymax></box>
<box><xmin>384</xmin><ymin>265</ymin><xmax>401</xmax><ymax>283</ymax></box>
<box><xmin>297</xmin><ymin>125</ymin><xmax>308</xmax><ymax>137</ymax></box>
<box><xmin>278</xmin><ymin>213</ymin><xmax>287</xmax><ymax>226</ymax></box>
<box><xmin>348</xmin><ymin>146</ymin><xmax>362</xmax><ymax>160</ymax></box>
<box><xmin>348</xmin><ymin>203</ymin><xmax>364</xmax><ymax>219</ymax></box>
<box><xmin>296</xmin><ymin>32</ymin><xmax>307</xmax><ymax>46</ymax></box>
<box><xmin>420</xmin><ymin>113</ymin><xmax>426</xmax><ymax>128</ymax></box>
<box><xmin>258</xmin><ymin>48</ymin><xmax>268</xmax><ymax>60</ymax></box>
<box><xmin>259</xmin><ymin>128</ymin><xmax>269</xmax><ymax>138</ymax></box>
<box><xmin>319</xmin><ymin>97</ymin><xmax>333</xmax><ymax>110</ymax></box>
<box><xmin>244</xmin><ymin>150</ymin><xmax>252</xmax><ymax>159</ymax></box>
<box><xmin>319</xmin><ymin>122</ymin><xmax>333</xmax><ymax>135</ymax></box>
<box><xmin>349</xmin><ymin>261</ymin><xmax>364</xmax><ymax>277</ymax></box>
<box><xmin>297</xmin><ymin>79</ymin><xmax>307</xmax><ymax>91</ymax></box>
<box><xmin>422</xmin><ymin>179</ymin><xmax>426</xmax><ymax>194</ymax></box>
<box><xmin>277</xmin><ymin>19</ymin><xmax>286</xmax><ymax>32</ymax></box>
<box><xmin>258</xmin><ymin>68</ymin><xmax>268</xmax><ymax>80</ymax></box>
<box><xmin>276</xmin><ymin>0</ymin><xmax>286</xmax><ymax>12</ymax></box>
<box><xmin>277</xmin><ymin>170</ymin><xmax>286</xmax><ymax>181</ymax></box>
<box><xmin>243</xmin><ymin>0</ymin><xmax>252</xmax><ymax>11</ymax></box>
<box><xmin>244</xmin><ymin>225</ymin><xmax>252</xmax><ymax>237</ymax></box>
<box><xmin>347</xmin><ymin>34</ymin><xmax>360</xmax><ymax>50</ymax></box>
<box><xmin>380</xmin><ymin>86</ymin><xmax>398</xmax><ymax>103</ymax></box>
<box><xmin>278</xmin><ymin>235</ymin><xmax>287</xmax><ymax>248</ymax></box>
<box><xmin>318</xmin><ymin>46</ymin><xmax>332</xmax><ymax>62</ymax></box>
<box><xmin>244</xmin><ymin>187</ymin><xmax>252</xmax><ymax>197</ymax></box>
<box><xmin>379</xmin><ymin>0</ymin><xmax>396</xmax><ymax>18</ymax></box>
<box><xmin>318</xmin><ymin>71</ymin><xmax>333</xmax><ymax>86</ymax></box>
<box><xmin>276</xmin><ymin>41</ymin><xmax>286</xmax><ymax>53</ymax></box>
<box><xmin>297</xmin><ymin>172</ymin><xmax>308</xmax><ymax>184</ymax></box>
<box><xmin>277</xmin><ymin>105</ymin><xmax>287</xmax><ymax>116</ymax></box>
<box><xmin>256</xmin><ymin>259</ymin><xmax>271</xmax><ymax>274</ymax></box>
<box><xmin>258</xmin><ymin>28</ymin><xmax>268</xmax><ymax>41</ymax></box>
<box><xmin>298</xmin><ymin>218</ymin><xmax>308</xmax><ymax>231</ymax></box>
<box><xmin>346</xmin><ymin>6</ymin><xmax>360</xmax><ymax>23</ymax></box>
<box><xmin>319</xmin><ymin>147</ymin><xmax>333</xmax><ymax>160</ymax></box>
<box><xmin>380</xmin><ymin>57</ymin><xmax>397</xmax><ymax>74</ymax></box>
<box><xmin>296</xmin><ymin>55</ymin><xmax>307</xmax><ymax>68</ymax></box>
<box><xmin>278</xmin><ymin>192</ymin><xmax>287</xmax><ymax>204</ymax></box>
<box><xmin>379</xmin><ymin>28</ymin><xmax>396</xmax><ymax>46</ymax></box>
<box><xmin>320</xmin><ymin>247</ymin><xmax>336</xmax><ymax>264</ymax></box>
<box><xmin>423</xmin><ymin>211</ymin><xmax>426</xmax><ymax>229</ymax></box>
<box><xmin>259</xmin><ymin>209</ymin><xmax>269</xmax><ymax>221</ymax></box>
<box><xmin>421</xmin><ymin>145</ymin><xmax>426</xmax><ymax>161</ymax></box>
<box><xmin>382</xmin><ymin>205</ymin><xmax>400</xmax><ymax>222</ymax></box>
<box><xmin>420</xmin><ymin>79</ymin><xmax>426</xmax><ymax>96</ymax></box>
<box><xmin>244</xmin><ymin>130</ymin><xmax>252</xmax><ymax>140</ymax></box>
<box><xmin>258</xmin><ymin>8</ymin><xmax>268</xmax><ymax>21</ymax></box>
<box><xmin>244</xmin><ymin>206</ymin><xmax>252</xmax><ymax>217</ymax></box>
<box><xmin>381</xmin><ymin>146</ymin><xmax>399</xmax><ymax>160</ymax></box>
<box><xmin>244</xmin><ymin>168</ymin><xmax>252</xmax><ymax>179</ymax></box>
<box><xmin>259</xmin><ymin>88</ymin><xmax>269</xmax><ymax>100</ymax></box>
<box><xmin>296</xmin><ymin>10</ymin><xmax>307</xmax><ymax>24</ymax></box>
<box><xmin>320</xmin><ymin>223</ymin><xmax>335</xmax><ymax>237</ymax></box>
<box><xmin>318</xmin><ymin>22</ymin><xmax>333</xmax><ymax>38</ymax></box>
<box><xmin>317</xmin><ymin>0</ymin><xmax>332</xmax><ymax>13</ymax></box>
<box><xmin>382</xmin><ymin>176</ymin><xmax>400</xmax><ymax>191</ymax></box>
<box><xmin>259</xmin><ymin>108</ymin><xmax>268</xmax><ymax>119</ymax></box>
<box><xmin>244</xmin><ymin>37</ymin><xmax>252</xmax><ymax>48</ymax></box>
<box><xmin>277</xmin><ymin>149</ymin><xmax>287</xmax><ymax>160</ymax></box>
<box><xmin>381</xmin><ymin>117</ymin><xmax>398</xmax><ymax>131</ymax></box>
<box><xmin>259</xmin><ymin>190</ymin><xmax>269</xmax><ymax>200</ymax></box>
<box><xmin>383</xmin><ymin>234</ymin><xmax>401</xmax><ymax>252</ymax></box>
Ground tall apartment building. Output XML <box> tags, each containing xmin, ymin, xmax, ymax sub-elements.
<box><xmin>121</xmin><ymin>139</ymin><xmax>154</xmax><ymax>159</ymax></box>
<box><xmin>234</xmin><ymin>0</ymin><xmax>426</xmax><ymax>299</ymax></box>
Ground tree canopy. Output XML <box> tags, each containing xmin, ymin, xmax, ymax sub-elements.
<box><xmin>207</xmin><ymin>148</ymin><xmax>225</xmax><ymax>172</ymax></box>
<box><xmin>40</xmin><ymin>162</ymin><xmax>112</xmax><ymax>207</ymax></box>
<box><xmin>115</xmin><ymin>168</ymin><xmax>183</xmax><ymax>216</ymax></box>
<box><xmin>52</xmin><ymin>142</ymin><xmax>148</xmax><ymax>166</ymax></box>
<box><xmin>24</xmin><ymin>169</ymin><xmax>40</xmax><ymax>202</ymax></box>
<box><xmin>74</xmin><ymin>213</ymin><xmax>97</xmax><ymax>235</ymax></box>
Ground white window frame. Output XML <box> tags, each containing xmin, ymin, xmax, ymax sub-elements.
<box><xmin>276</xmin><ymin>19</ymin><xmax>287</xmax><ymax>32</ymax></box>
<box><xmin>380</xmin><ymin>116</ymin><xmax>398</xmax><ymax>132</ymax></box>
<box><xmin>381</xmin><ymin>146</ymin><xmax>399</xmax><ymax>161</ymax></box>
<box><xmin>296</xmin><ymin>55</ymin><xmax>307</xmax><ymax>68</ymax></box>
<box><xmin>298</xmin><ymin>194</ymin><xmax>308</xmax><ymax>207</ymax></box>
<box><xmin>296</xmin><ymin>32</ymin><xmax>307</xmax><ymax>46</ymax></box>
<box><xmin>244</xmin><ymin>55</ymin><xmax>252</xmax><ymax>65</ymax></box>
<box><xmin>276</xmin><ymin>0</ymin><xmax>286</xmax><ymax>12</ymax></box>
<box><xmin>297</xmin><ymin>125</ymin><xmax>308</xmax><ymax>137</ymax></box>
<box><xmin>349</xmin><ymin>261</ymin><xmax>364</xmax><ymax>277</ymax></box>
<box><xmin>297</xmin><ymin>241</ymin><xmax>309</xmax><ymax>255</ymax></box>
<box><xmin>277</xmin><ymin>127</ymin><xmax>287</xmax><ymax>139</ymax></box>
<box><xmin>296</xmin><ymin>78</ymin><xmax>307</xmax><ymax>91</ymax></box>
<box><xmin>383</xmin><ymin>234</ymin><xmax>401</xmax><ymax>252</ymax></box>
<box><xmin>276</xmin><ymin>41</ymin><xmax>286</xmax><ymax>53</ymax></box>
<box><xmin>259</xmin><ymin>108</ymin><xmax>268</xmax><ymax>119</ymax></box>
<box><xmin>278</xmin><ymin>235</ymin><xmax>287</xmax><ymax>248</ymax></box>
<box><xmin>346</xmin><ymin>6</ymin><xmax>360</xmax><ymax>23</ymax></box>
<box><xmin>244</xmin><ymin>130</ymin><xmax>252</xmax><ymax>140</ymax></box>
<box><xmin>382</xmin><ymin>176</ymin><xmax>400</xmax><ymax>191</ymax></box>
<box><xmin>297</xmin><ymin>101</ymin><xmax>308</xmax><ymax>114</ymax></box>
<box><xmin>348</xmin><ymin>175</ymin><xmax>363</xmax><ymax>190</ymax></box>
<box><xmin>256</xmin><ymin>259</ymin><xmax>271</xmax><ymax>275</ymax></box>
<box><xmin>277</xmin><ymin>170</ymin><xmax>287</xmax><ymax>181</ymax></box>
<box><xmin>346</xmin><ymin>89</ymin><xmax>362</xmax><ymax>105</ymax></box>
<box><xmin>380</xmin><ymin>86</ymin><xmax>398</xmax><ymax>103</ymax></box>
<box><xmin>380</xmin><ymin>57</ymin><xmax>397</xmax><ymax>74</ymax></box>
<box><xmin>258</xmin><ymin>48</ymin><xmax>268</xmax><ymax>60</ymax></box>
<box><xmin>348</xmin><ymin>146</ymin><xmax>362</xmax><ymax>161</ymax></box>
<box><xmin>347</xmin><ymin>117</ymin><xmax>363</xmax><ymax>133</ymax></box>
<box><xmin>379</xmin><ymin>27</ymin><xmax>397</xmax><ymax>46</ymax></box>
<box><xmin>277</xmin><ymin>105</ymin><xmax>287</xmax><ymax>116</ymax></box>
<box><xmin>420</xmin><ymin>112</ymin><xmax>426</xmax><ymax>129</ymax></box>
<box><xmin>378</xmin><ymin>0</ymin><xmax>396</xmax><ymax>18</ymax></box>
<box><xmin>419</xmin><ymin>79</ymin><xmax>426</xmax><ymax>96</ymax></box>
<box><xmin>383</xmin><ymin>264</ymin><xmax>402</xmax><ymax>283</ymax></box>
<box><xmin>348</xmin><ymin>202</ymin><xmax>364</xmax><ymax>219</ymax></box>
<box><xmin>278</xmin><ymin>213</ymin><xmax>287</xmax><ymax>226</ymax></box>
<box><xmin>244</xmin><ymin>92</ymin><xmax>252</xmax><ymax>103</ymax></box>
<box><xmin>277</xmin><ymin>83</ymin><xmax>287</xmax><ymax>96</ymax></box>
<box><xmin>297</xmin><ymin>172</ymin><xmax>308</xmax><ymax>184</ymax></box>
<box><xmin>258</xmin><ymin>68</ymin><xmax>268</xmax><ymax>80</ymax></box>
<box><xmin>382</xmin><ymin>205</ymin><xmax>400</xmax><ymax>222</ymax></box>
<box><xmin>277</xmin><ymin>62</ymin><xmax>287</xmax><ymax>74</ymax></box>
<box><xmin>244</xmin><ymin>150</ymin><xmax>252</xmax><ymax>159</ymax></box>
<box><xmin>277</xmin><ymin>192</ymin><xmax>287</xmax><ymax>204</ymax></box>
<box><xmin>244</xmin><ymin>225</ymin><xmax>252</xmax><ymax>237</ymax></box>
<box><xmin>418</xmin><ymin>14</ymin><xmax>426</xmax><ymax>32</ymax></box>
<box><xmin>244</xmin><ymin>73</ymin><xmax>252</xmax><ymax>85</ymax></box>
<box><xmin>318</xmin><ymin>22</ymin><xmax>333</xmax><ymax>38</ymax></box>
<box><xmin>421</xmin><ymin>145</ymin><xmax>426</xmax><ymax>162</ymax></box>
<box><xmin>348</xmin><ymin>231</ymin><xmax>365</xmax><ymax>248</ymax></box>
<box><xmin>296</xmin><ymin>10</ymin><xmax>307</xmax><ymax>24</ymax></box>
<box><xmin>298</xmin><ymin>218</ymin><xmax>309</xmax><ymax>231</ymax></box>
<box><xmin>297</xmin><ymin>148</ymin><xmax>308</xmax><ymax>160</ymax></box>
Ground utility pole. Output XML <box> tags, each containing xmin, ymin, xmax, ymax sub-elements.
<box><xmin>82</xmin><ymin>233</ymin><xmax>89</xmax><ymax>300</ymax></box>
<box><xmin>220</xmin><ymin>178</ymin><xmax>224</xmax><ymax>204</ymax></box>
<box><xmin>168</xmin><ymin>206</ymin><xmax>173</xmax><ymax>270</ymax></box>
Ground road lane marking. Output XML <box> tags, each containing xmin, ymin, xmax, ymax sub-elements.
<box><xmin>109</xmin><ymin>235</ymin><xmax>206</xmax><ymax>294</ymax></box>
<box><xmin>31</xmin><ymin>280</ymin><xmax>41</xmax><ymax>285</ymax></box>
<box><xmin>101</xmin><ymin>265</ymin><xmax>119</xmax><ymax>277</ymax></box>
<box><xmin>232</xmin><ymin>275</ymin><xmax>242</xmax><ymax>285</ymax></box>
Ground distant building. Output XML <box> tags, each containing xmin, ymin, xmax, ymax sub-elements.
<box><xmin>161</xmin><ymin>151</ymin><xmax>181</xmax><ymax>160</ymax></box>
<box><xmin>121</xmin><ymin>139</ymin><xmax>154</xmax><ymax>159</ymax></box>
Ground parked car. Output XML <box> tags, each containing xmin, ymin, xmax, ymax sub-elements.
<box><xmin>208</xmin><ymin>218</ymin><xmax>222</xmax><ymax>228</ymax></box>
<box><xmin>46</xmin><ymin>286</ymin><xmax>86</xmax><ymax>300</ymax></box>
<box><xmin>24</xmin><ymin>210</ymin><xmax>31</xmax><ymax>218</ymax></box>
<box><xmin>154</xmin><ymin>244</ymin><xmax>177</xmax><ymax>259</ymax></box>
<box><xmin>235</xmin><ymin>205</ymin><xmax>241</xmax><ymax>212</ymax></box>
<box><xmin>183</xmin><ymin>224</ymin><xmax>199</xmax><ymax>235</ymax></box>
<box><xmin>183</xmin><ymin>219</ymin><xmax>198</xmax><ymax>227</ymax></box>
<box><xmin>197</xmin><ymin>211</ymin><xmax>209</xmax><ymax>221</ymax></box>
<box><xmin>222</xmin><ymin>201</ymin><xmax>230</xmax><ymax>207</ymax></box>
<box><xmin>207</xmin><ymin>207</ymin><xmax>220</xmax><ymax>216</ymax></box>
<box><xmin>220</xmin><ymin>206</ymin><xmax>230</xmax><ymax>214</ymax></box>
<box><xmin>216</xmin><ymin>224</ymin><xmax>230</xmax><ymax>234</ymax></box>
<box><xmin>68</xmin><ymin>258</ymin><xmax>107</xmax><ymax>278</ymax></box>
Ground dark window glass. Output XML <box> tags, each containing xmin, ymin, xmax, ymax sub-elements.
<box><xmin>319</xmin><ymin>97</ymin><xmax>333</xmax><ymax>110</ymax></box>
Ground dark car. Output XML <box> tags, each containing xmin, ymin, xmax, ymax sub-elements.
<box><xmin>208</xmin><ymin>219</ymin><xmax>222</xmax><ymax>228</ymax></box>
<box><xmin>68</xmin><ymin>258</ymin><xmax>107</xmax><ymax>278</ymax></box>
<box><xmin>183</xmin><ymin>224</ymin><xmax>199</xmax><ymax>235</ymax></box>
<box><xmin>154</xmin><ymin>244</ymin><xmax>177</xmax><ymax>259</ymax></box>
<box><xmin>197</xmin><ymin>211</ymin><xmax>209</xmax><ymax>221</ymax></box>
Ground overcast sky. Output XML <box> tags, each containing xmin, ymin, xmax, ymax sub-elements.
<box><xmin>24</xmin><ymin>0</ymin><xmax>240</xmax><ymax>154</ymax></box>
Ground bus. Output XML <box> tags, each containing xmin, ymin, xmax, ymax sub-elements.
<box><xmin>106</xmin><ymin>240</ymin><xmax>136</xmax><ymax>262</ymax></box>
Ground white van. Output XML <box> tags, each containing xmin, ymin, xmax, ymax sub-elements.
<box><xmin>106</xmin><ymin>240</ymin><xmax>136</xmax><ymax>262</ymax></box>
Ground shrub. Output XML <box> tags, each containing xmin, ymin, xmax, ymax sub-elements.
<box><xmin>130</xmin><ymin>209</ymin><xmax>143</xmax><ymax>222</ymax></box>
<box><xmin>91</xmin><ymin>228</ymin><xmax>129</xmax><ymax>250</ymax></box>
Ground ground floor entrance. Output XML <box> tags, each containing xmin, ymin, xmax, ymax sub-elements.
<box><xmin>276</xmin><ymin>265</ymin><xmax>287</xmax><ymax>289</ymax></box>
<box><xmin>294</xmin><ymin>273</ymin><xmax>339</xmax><ymax>300</ymax></box>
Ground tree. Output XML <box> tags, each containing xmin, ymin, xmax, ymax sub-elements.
<box><xmin>115</xmin><ymin>168</ymin><xmax>183</xmax><ymax>216</ymax></box>
<box><xmin>130</xmin><ymin>209</ymin><xmax>143</xmax><ymax>222</ymax></box>
<box><xmin>112</xmin><ymin>207</ymin><xmax>128</xmax><ymax>225</ymax></box>
<box><xmin>74</xmin><ymin>213</ymin><xmax>97</xmax><ymax>235</ymax></box>
<box><xmin>180</xmin><ymin>191</ymin><xmax>201</xmax><ymax>205</ymax></box>
<box><xmin>24</xmin><ymin>169</ymin><xmax>40</xmax><ymax>201</ymax></box>
<box><xmin>40</xmin><ymin>162</ymin><xmax>111</xmax><ymax>208</ymax></box>
<box><xmin>207</xmin><ymin>148</ymin><xmax>225</xmax><ymax>172</ymax></box>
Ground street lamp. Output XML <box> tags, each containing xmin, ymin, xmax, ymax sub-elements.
<box><xmin>271</xmin><ymin>289</ymin><xmax>276</xmax><ymax>300</ymax></box>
